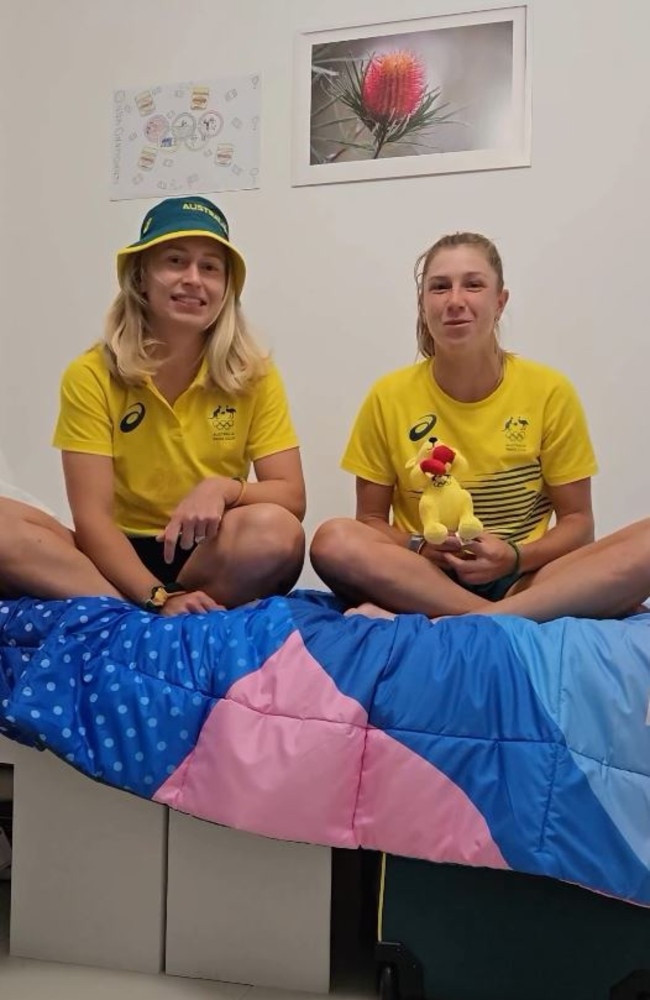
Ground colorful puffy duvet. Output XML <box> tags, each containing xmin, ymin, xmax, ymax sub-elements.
<box><xmin>1</xmin><ymin>590</ymin><xmax>650</xmax><ymax>905</ymax></box>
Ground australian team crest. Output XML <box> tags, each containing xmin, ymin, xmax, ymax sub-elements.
<box><xmin>210</xmin><ymin>404</ymin><xmax>236</xmax><ymax>441</ymax></box>
<box><xmin>503</xmin><ymin>416</ymin><xmax>529</xmax><ymax>449</ymax></box>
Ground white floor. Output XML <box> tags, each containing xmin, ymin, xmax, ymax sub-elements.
<box><xmin>0</xmin><ymin>878</ymin><xmax>376</xmax><ymax>1000</ymax></box>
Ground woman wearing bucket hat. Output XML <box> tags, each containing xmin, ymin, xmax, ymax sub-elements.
<box><xmin>50</xmin><ymin>196</ymin><xmax>305</xmax><ymax>615</ymax></box>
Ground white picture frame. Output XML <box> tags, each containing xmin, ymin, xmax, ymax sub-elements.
<box><xmin>292</xmin><ymin>5</ymin><xmax>531</xmax><ymax>187</ymax></box>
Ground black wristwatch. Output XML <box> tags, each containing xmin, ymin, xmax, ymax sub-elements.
<box><xmin>407</xmin><ymin>533</ymin><xmax>426</xmax><ymax>554</ymax></box>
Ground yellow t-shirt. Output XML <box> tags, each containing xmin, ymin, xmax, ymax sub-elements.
<box><xmin>53</xmin><ymin>345</ymin><xmax>299</xmax><ymax>535</ymax></box>
<box><xmin>341</xmin><ymin>356</ymin><xmax>598</xmax><ymax>542</ymax></box>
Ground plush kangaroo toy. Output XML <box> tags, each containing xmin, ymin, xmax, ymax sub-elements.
<box><xmin>406</xmin><ymin>437</ymin><xmax>483</xmax><ymax>545</ymax></box>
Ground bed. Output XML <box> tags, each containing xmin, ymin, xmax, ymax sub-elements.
<box><xmin>1</xmin><ymin>590</ymin><xmax>649</xmax><ymax>906</ymax></box>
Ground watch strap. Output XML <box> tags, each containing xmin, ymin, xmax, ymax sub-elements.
<box><xmin>143</xmin><ymin>581</ymin><xmax>187</xmax><ymax>612</ymax></box>
<box><xmin>407</xmin><ymin>533</ymin><xmax>426</xmax><ymax>554</ymax></box>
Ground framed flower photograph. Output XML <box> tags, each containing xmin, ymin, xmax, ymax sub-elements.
<box><xmin>292</xmin><ymin>5</ymin><xmax>531</xmax><ymax>186</ymax></box>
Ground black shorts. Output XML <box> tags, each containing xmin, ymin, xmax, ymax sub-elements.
<box><xmin>447</xmin><ymin>567</ymin><xmax>523</xmax><ymax>603</ymax></box>
<box><xmin>126</xmin><ymin>535</ymin><xmax>195</xmax><ymax>583</ymax></box>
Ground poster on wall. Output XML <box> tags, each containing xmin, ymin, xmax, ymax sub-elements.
<box><xmin>111</xmin><ymin>75</ymin><xmax>261</xmax><ymax>201</ymax></box>
<box><xmin>292</xmin><ymin>5</ymin><xmax>530</xmax><ymax>187</ymax></box>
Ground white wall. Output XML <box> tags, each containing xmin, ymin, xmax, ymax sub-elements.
<box><xmin>0</xmin><ymin>0</ymin><xmax>648</xmax><ymax>585</ymax></box>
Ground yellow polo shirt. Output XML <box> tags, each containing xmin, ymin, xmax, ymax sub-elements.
<box><xmin>53</xmin><ymin>345</ymin><xmax>299</xmax><ymax>535</ymax></box>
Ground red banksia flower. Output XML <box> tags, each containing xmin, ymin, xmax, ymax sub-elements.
<box><xmin>361</xmin><ymin>51</ymin><xmax>427</xmax><ymax>122</ymax></box>
<box><xmin>310</xmin><ymin>46</ymin><xmax>457</xmax><ymax>163</ymax></box>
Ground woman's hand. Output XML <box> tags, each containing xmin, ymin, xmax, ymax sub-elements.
<box><xmin>420</xmin><ymin>534</ymin><xmax>464</xmax><ymax>568</ymax></box>
<box><xmin>443</xmin><ymin>533</ymin><xmax>519</xmax><ymax>585</ymax></box>
<box><xmin>160</xmin><ymin>590</ymin><xmax>224</xmax><ymax>616</ymax></box>
<box><xmin>157</xmin><ymin>477</ymin><xmax>239</xmax><ymax>564</ymax></box>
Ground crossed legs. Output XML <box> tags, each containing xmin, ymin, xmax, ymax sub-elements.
<box><xmin>6</xmin><ymin>495</ymin><xmax>645</xmax><ymax>623</ymax></box>
<box><xmin>310</xmin><ymin>517</ymin><xmax>490</xmax><ymax>617</ymax></box>
<box><xmin>0</xmin><ymin>499</ymin><xmax>304</xmax><ymax>610</ymax></box>
<box><xmin>310</xmin><ymin>515</ymin><xmax>650</xmax><ymax>624</ymax></box>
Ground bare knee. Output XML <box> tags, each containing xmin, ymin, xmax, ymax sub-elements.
<box><xmin>185</xmin><ymin>505</ymin><xmax>305</xmax><ymax>603</ymax></box>
<box><xmin>310</xmin><ymin>518</ymin><xmax>373</xmax><ymax>582</ymax></box>
<box><xmin>245</xmin><ymin>503</ymin><xmax>304</xmax><ymax>563</ymax></box>
<box><xmin>230</xmin><ymin>504</ymin><xmax>305</xmax><ymax>590</ymax></box>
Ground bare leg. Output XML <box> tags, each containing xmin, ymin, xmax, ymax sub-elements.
<box><xmin>344</xmin><ymin>602</ymin><xmax>398</xmax><ymax>620</ymax></box>
<box><xmin>0</xmin><ymin>498</ymin><xmax>121</xmax><ymax>600</ymax></box>
<box><xmin>178</xmin><ymin>503</ymin><xmax>305</xmax><ymax>608</ymax></box>
<box><xmin>486</xmin><ymin>518</ymin><xmax>650</xmax><ymax>622</ymax></box>
<box><xmin>310</xmin><ymin>518</ymin><xmax>491</xmax><ymax>617</ymax></box>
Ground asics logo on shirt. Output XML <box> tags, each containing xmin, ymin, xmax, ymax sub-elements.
<box><xmin>409</xmin><ymin>413</ymin><xmax>437</xmax><ymax>442</ymax></box>
<box><xmin>120</xmin><ymin>403</ymin><xmax>146</xmax><ymax>433</ymax></box>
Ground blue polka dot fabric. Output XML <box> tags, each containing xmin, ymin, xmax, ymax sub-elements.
<box><xmin>0</xmin><ymin>595</ymin><xmax>292</xmax><ymax>797</ymax></box>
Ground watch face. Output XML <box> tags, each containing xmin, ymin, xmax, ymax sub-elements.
<box><xmin>408</xmin><ymin>534</ymin><xmax>425</xmax><ymax>552</ymax></box>
<box><xmin>150</xmin><ymin>586</ymin><xmax>167</xmax><ymax>607</ymax></box>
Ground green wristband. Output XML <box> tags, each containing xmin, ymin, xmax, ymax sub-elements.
<box><xmin>507</xmin><ymin>540</ymin><xmax>521</xmax><ymax>575</ymax></box>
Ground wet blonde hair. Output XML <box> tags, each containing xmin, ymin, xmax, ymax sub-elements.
<box><xmin>103</xmin><ymin>251</ymin><xmax>268</xmax><ymax>395</ymax></box>
<box><xmin>414</xmin><ymin>232</ymin><xmax>505</xmax><ymax>359</ymax></box>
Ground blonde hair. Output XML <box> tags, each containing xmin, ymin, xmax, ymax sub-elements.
<box><xmin>414</xmin><ymin>232</ymin><xmax>505</xmax><ymax>359</ymax></box>
<box><xmin>103</xmin><ymin>252</ymin><xmax>268</xmax><ymax>395</ymax></box>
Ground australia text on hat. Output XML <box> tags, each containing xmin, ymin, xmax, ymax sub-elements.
<box><xmin>183</xmin><ymin>201</ymin><xmax>228</xmax><ymax>233</ymax></box>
